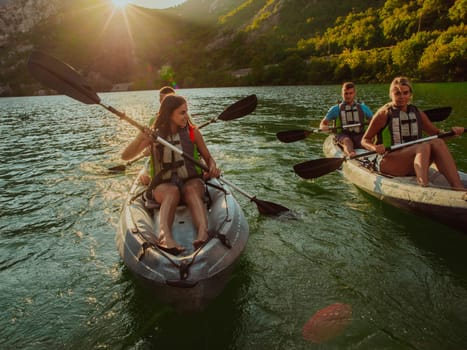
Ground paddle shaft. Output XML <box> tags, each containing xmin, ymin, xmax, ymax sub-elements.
<box><xmin>293</xmin><ymin>129</ymin><xmax>465</xmax><ymax>179</ymax></box>
<box><xmin>198</xmin><ymin>118</ymin><xmax>218</xmax><ymax>129</ymax></box>
<box><xmin>116</xmin><ymin>114</ymin><xmax>211</xmax><ymax>170</ymax></box>
<box><xmin>309</xmin><ymin>123</ymin><xmax>362</xmax><ymax>134</ymax></box>
<box><xmin>197</xmin><ymin>94</ymin><xmax>257</xmax><ymax>129</ymax></box>
<box><xmin>276</xmin><ymin>123</ymin><xmax>364</xmax><ymax>143</ymax></box>
<box><xmin>111</xmin><ymin>94</ymin><xmax>257</xmax><ymax>170</ymax></box>
<box><xmin>126</xmin><ymin>153</ymin><xmax>146</xmax><ymax>165</ymax></box>
<box><xmin>99</xmin><ymin>102</ymin><xmax>287</xmax><ymax>213</ymax></box>
<box><xmin>100</xmin><ymin>104</ymin><xmax>265</xmax><ymax>203</ymax></box>
<box><xmin>277</xmin><ymin>107</ymin><xmax>452</xmax><ymax>143</ymax></box>
<box><xmin>154</xmin><ymin>136</ymin><xmax>258</xmax><ymax>200</ymax></box>
<box><xmin>100</xmin><ymin>101</ymin><xmax>270</xmax><ymax>205</ymax></box>
<box><xmin>349</xmin><ymin>130</ymin><xmax>459</xmax><ymax>160</ymax></box>
<box><xmin>27</xmin><ymin>51</ymin><xmax>288</xmax><ymax>214</ymax></box>
<box><xmin>101</xmin><ymin>96</ymin><xmax>267</xmax><ymax>202</ymax></box>
<box><xmin>112</xmin><ymin>107</ymin><xmax>287</xmax><ymax>212</ymax></box>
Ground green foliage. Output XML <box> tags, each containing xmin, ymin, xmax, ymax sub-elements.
<box><xmin>245</xmin><ymin>0</ymin><xmax>279</xmax><ymax>31</ymax></box>
<box><xmin>278</xmin><ymin>54</ymin><xmax>308</xmax><ymax>84</ymax></box>
<box><xmin>218</xmin><ymin>0</ymin><xmax>255</xmax><ymax>25</ymax></box>
<box><xmin>1</xmin><ymin>0</ymin><xmax>466</xmax><ymax>96</ymax></box>
<box><xmin>293</xmin><ymin>0</ymin><xmax>465</xmax><ymax>84</ymax></box>
<box><xmin>391</xmin><ymin>31</ymin><xmax>437</xmax><ymax>77</ymax></box>
<box><xmin>379</xmin><ymin>0</ymin><xmax>420</xmax><ymax>41</ymax></box>
<box><xmin>448</xmin><ymin>0</ymin><xmax>467</xmax><ymax>24</ymax></box>
<box><xmin>418</xmin><ymin>24</ymin><xmax>467</xmax><ymax>80</ymax></box>
<box><xmin>325</xmin><ymin>9</ymin><xmax>383</xmax><ymax>51</ymax></box>
<box><xmin>307</xmin><ymin>57</ymin><xmax>336</xmax><ymax>84</ymax></box>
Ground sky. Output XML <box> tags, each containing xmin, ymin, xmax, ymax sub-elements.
<box><xmin>0</xmin><ymin>1</ymin><xmax>187</xmax><ymax>9</ymax></box>
<box><xmin>128</xmin><ymin>0</ymin><xmax>187</xmax><ymax>9</ymax></box>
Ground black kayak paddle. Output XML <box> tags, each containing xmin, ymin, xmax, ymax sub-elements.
<box><xmin>293</xmin><ymin>129</ymin><xmax>465</xmax><ymax>180</ymax></box>
<box><xmin>28</xmin><ymin>50</ymin><xmax>288</xmax><ymax>216</ymax></box>
<box><xmin>109</xmin><ymin>94</ymin><xmax>258</xmax><ymax>172</ymax></box>
<box><xmin>276</xmin><ymin>107</ymin><xmax>453</xmax><ymax>143</ymax></box>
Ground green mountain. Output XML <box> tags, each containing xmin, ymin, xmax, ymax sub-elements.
<box><xmin>0</xmin><ymin>0</ymin><xmax>465</xmax><ymax>96</ymax></box>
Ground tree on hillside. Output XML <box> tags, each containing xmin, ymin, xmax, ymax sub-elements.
<box><xmin>391</xmin><ymin>31</ymin><xmax>437</xmax><ymax>77</ymax></box>
<box><xmin>279</xmin><ymin>53</ymin><xmax>308</xmax><ymax>84</ymax></box>
<box><xmin>415</xmin><ymin>0</ymin><xmax>456</xmax><ymax>31</ymax></box>
<box><xmin>296</xmin><ymin>8</ymin><xmax>382</xmax><ymax>56</ymax></box>
<box><xmin>379</xmin><ymin>0</ymin><xmax>420</xmax><ymax>41</ymax></box>
<box><xmin>448</xmin><ymin>0</ymin><xmax>467</xmax><ymax>24</ymax></box>
<box><xmin>418</xmin><ymin>24</ymin><xmax>467</xmax><ymax>81</ymax></box>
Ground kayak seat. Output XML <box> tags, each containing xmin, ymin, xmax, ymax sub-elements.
<box><xmin>144</xmin><ymin>197</ymin><xmax>161</xmax><ymax>210</ymax></box>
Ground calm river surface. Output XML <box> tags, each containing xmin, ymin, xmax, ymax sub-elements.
<box><xmin>1</xmin><ymin>83</ymin><xmax>466</xmax><ymax>349</ymax></box>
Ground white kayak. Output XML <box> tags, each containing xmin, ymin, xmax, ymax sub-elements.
<box><xmin>116</xmin><ymin>167</ymin><xmax>249</xmax><ymax>312</ymax></box>
<box><xmin>323</xmin><ymin>135</ymin><xmax>467</xmax><ymax>233</ymax></box>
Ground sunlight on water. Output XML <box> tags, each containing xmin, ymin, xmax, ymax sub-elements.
<box><xmin>1</xmin><ymin>84</ymin><xmax>466</xmax><ymax>349</ymax></box>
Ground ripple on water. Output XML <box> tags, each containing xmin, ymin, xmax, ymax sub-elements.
<box><xmin>1</xmin><ymin>86</ymin><xmax>467</xmax><ymax>349</ymax></box>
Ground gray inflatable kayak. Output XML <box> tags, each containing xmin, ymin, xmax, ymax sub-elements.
<box><xmin>323</xmin><ymin>135</ymin><xmax>467</xmax><ymax>233</ymax></box>
<box><xmin>116</xmin><ymin>167</ymin><xmax>249</xmax><ymax>311</ymax></box>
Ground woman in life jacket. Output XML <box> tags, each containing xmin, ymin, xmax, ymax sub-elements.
<box><xmin>319</xmin><ymin>82</ymin><xmax>373</xmax><ymax>157</ymax></box>
<box><xmin>361</xmin><ymin>76</ymin><xmax>464</xmax><ymax>190</ymax></box>
<box><xmin>138</xmin><ymin>85</ymin><xmax>176</xmax><ymax>186</ymax></box>
<box><xmin>122</xmin><ymin>95</ymin><xmax>221</xmax><ymax>254</ymax></box>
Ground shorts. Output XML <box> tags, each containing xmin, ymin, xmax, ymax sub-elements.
<box><xmin>336</xmin><ymin>133</ymin><xmax>364</xmax><ymax>149</ymax></box>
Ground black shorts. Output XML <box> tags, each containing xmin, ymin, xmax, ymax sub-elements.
<box><xmin>336</xmin><ymin>133</ymin><xmax>364</xmax><ymax>148</ymax></box>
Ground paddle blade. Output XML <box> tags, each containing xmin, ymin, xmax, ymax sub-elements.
<box><xmin>293</xmin><ymin>157</ymin><xmax>345</xmax><ymax>179</ymax></box>
<box><xmin>28</xmin><ymin>51</ymin><xmax>100</xmax><ymax>105</ymax></box>
<box><xmin>252</xmin><ymin>197</ymin><xmax>289</xmax><ymax>215</ymax></box>
<box><xmin>276</xmin><ymin>129</ymin><xmax>312</xmax><ymax>143</ymax></box>
<box><xmin>107</xmin><ymin>164</ymin><xmax>127</xmax><ymax>172</ymax></box>
<box><xmin>218</xmin><ymin>94</ymin><xmax>257</xmax><ymax>121</ymax></box>
<box><xmin>424</xmin><ymin>107</ymin><xmax>452</xmax><ymax>122</ymax></box>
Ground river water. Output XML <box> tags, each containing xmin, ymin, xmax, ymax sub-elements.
<box><xmin>1</xmin><ymin>83</ymin><xmax>466</xmax><ymax>349</ymax></box>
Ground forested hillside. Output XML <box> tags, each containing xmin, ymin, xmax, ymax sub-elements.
<box><xmin>0</xmin><ymin>0</ymin><xmax>465</xmax><ymax>96</ymax></box>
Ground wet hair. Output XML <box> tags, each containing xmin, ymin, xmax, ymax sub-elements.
<box><xmin>389</xmin><ymin>76</ymin><xmax>413</xmax><ymax>97</ymax></box>
<box><xmin>152</xmin><ymin>95</ymin><xmax>188</xmax><ymax>137</ymax></box>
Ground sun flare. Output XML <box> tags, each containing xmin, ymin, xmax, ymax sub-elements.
<box><xmin>112</xmin><ymin>0</ymin><xmax>130</xmax><ymax>8</ymax></box>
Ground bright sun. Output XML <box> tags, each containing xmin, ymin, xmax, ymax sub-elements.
<box><xmin>112</xmin><ymin>0</ymin><xmax>130</xmax><ymax>8</ymax></box>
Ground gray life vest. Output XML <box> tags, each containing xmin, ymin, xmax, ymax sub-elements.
<box><xmin>152</xmin><ymin>125</ymin><xmax>200</xmax><ymax>182</ymax></box>
<box><xmin>380</xmin><ymin>104</ymin><xmax>423</xmax><ymax>146</ymax></box>
<box><xmin>336</xmin><ymin>102</ymin><xmax>365</xmax><ymax>134</ymax></box>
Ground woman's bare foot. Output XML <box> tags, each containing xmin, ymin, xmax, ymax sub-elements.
<box><xmin>156</xmin><ymin>237</ymin><xmax>185</xmax><ymax>255</ymax></box>
<box><xmin>193</xmin><ymin>231</ymin><xmax>209</xmax><ymax>250</ymax></box>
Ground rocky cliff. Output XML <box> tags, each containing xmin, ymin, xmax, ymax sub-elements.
<box><xmin>0</xmin><ymin>0</ymin><xmax>61</xmax><ymax>44</ymax></box>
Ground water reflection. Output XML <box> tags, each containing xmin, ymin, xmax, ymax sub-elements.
<box><xmin>1</xmin><ymin>84</ymin><xmax>466</xmax><ymax>349</ymax></box>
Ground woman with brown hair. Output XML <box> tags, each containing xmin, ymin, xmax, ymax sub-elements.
<box><xmin>122</xmin><ymin>95</ymin><xmax>221</xmax><ymax>254</ymax></box>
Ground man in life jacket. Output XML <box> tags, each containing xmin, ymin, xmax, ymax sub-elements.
<box><xmin>319</xmin><ymin>82</ymin><xmax>373</xmax><ymax>156</ymax></box>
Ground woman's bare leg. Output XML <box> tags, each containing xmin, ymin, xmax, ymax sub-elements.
<box><xmin>183</xmin><ymin>178</ymin><xmax>209</xmax><ymax>249</ymax></box>
<box><xmin>429</xmin><ymin>139</ymin><xmax>464</xmax><ymax>189</ymax></box>
<box><xmin>380</xmin><ymin>146</ymin><xmax>419</xmax><ymax>176</ymax></box>
<box><xmin>339</xmin><ymin>136</ymin><xmax>356</xmax><ymax>157</ymax></box>
<box><xmin>413</xmin><ymin>143</ymin><xmax>431</xmax><ymax>186</ymax></box>
<box><xmin>380</xmin><ymin>140</ymin><xmax>464</xmax><ymax>189</ymax></box>
<box><xmin>154</xmin><ymin>183</ymin><xmax>184</xmax><ymax>251</ymax></box>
